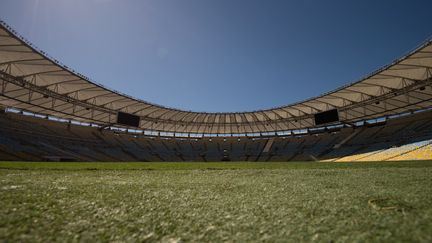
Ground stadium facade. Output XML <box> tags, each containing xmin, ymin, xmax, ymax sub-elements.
<box><xmin>0</xmin><ymin>20</ymin><xmax>431</xmax><ymax>161</ymax></box>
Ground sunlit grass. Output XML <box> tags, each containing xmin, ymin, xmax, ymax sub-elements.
<box><xmin>0</xmin><ymin>161</ymin><xmax>431</xmax><ymax>242</ymax></box>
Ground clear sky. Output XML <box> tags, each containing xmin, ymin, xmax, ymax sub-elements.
<box><xmin>0</xmin><ymin>0</ymin><xmax>431</xmax><ymax>112</ymax></box>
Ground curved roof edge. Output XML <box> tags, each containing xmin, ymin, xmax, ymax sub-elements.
<box><xmin>0</xmin><ymin>19</ymin><xmax>432</xmax><ymax>134</ymax></box>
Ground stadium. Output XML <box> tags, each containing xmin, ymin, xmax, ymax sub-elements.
<box><xmin>0</xmin><ymin>20</ymin><xmax>432</xmax><ymax>162</ymax></box>
<box><xmin>0</xmin><ymin>1</ymin><xmax>432</xmax><ymax>242</ymax></box>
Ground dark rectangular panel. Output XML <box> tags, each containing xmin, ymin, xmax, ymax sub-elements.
<box><xmin>314</xmin><ymin>109</ymin><xmax>339</xmax><ymax>125</ymax></box>
<box><xmin>117</xmin><ymin>112</ymin><xmax>140</xmax><ymax>127</ymax></box>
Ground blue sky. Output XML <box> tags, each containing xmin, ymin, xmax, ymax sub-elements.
<box><xmin>0</xmin><ymin>0</ymin><xmax>431</xmax><ymax>112</ymax></box>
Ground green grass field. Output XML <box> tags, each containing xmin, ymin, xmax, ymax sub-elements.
<box><xmin>1</xmin><ymin>161</ymin><xmax>431</xmax><ymax>242</ymax></box>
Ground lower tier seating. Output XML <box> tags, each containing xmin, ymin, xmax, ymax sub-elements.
<box><xmin>0</xmin><ymin>110</ymin><xmax>431</xmax><ymax>161</ymax></box>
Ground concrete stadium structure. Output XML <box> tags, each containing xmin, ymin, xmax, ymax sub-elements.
<box><xmin>0</xmin><ymin>20</ymin><xmax>431</xmax><ymax>161</ymax></box>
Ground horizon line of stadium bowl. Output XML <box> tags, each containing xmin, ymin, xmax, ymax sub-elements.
<box><xmin>3</xmin><ymin>106</ymin><xmax>432</xmax><ymax>139</ymax></box>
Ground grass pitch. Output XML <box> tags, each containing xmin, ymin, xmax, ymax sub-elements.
<box><xmin>0</xmin><ymin>161</ymin><xmax>431</xmax><ymax>242</ymax></box>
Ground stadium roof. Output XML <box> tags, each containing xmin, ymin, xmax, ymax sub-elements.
<box><xmin>0</xmin><ymin>20</ymin><xmax>432</xmax><ymax>135</ymax></box>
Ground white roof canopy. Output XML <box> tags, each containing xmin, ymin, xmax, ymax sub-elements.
<box><xmin>0</xmin><ymin>20</ymin><xmax>431</xmax><ymax>134</ymax></box>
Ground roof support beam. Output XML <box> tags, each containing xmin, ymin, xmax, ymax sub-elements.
<box><xmin>0</xmin><ymin>58</ymin><xmax>45</xmax><ymax>66</ymax></box>
<box><xmin>18</xmin><ymin>70</ymin><xmax>65</xmax><ymax>79</ymax></box>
